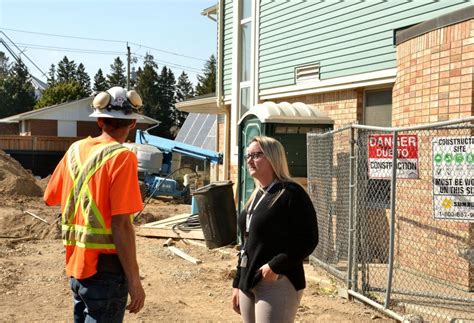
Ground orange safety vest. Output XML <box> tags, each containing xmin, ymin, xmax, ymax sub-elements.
<box><xmin>61</xmin><ymin>140</ymin><xmax>128</xmax><ymax>250</ymax></box>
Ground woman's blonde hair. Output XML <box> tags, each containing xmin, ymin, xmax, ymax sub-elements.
<box><xmin>245</xmin><ymin>136</ymin><xmax>298</xmax><ymax>209</ymax></box>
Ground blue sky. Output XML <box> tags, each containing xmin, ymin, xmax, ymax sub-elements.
<box><xmin>0</xmin><ymin>0</ymin><xmax>217</xmax><ymax>86</ymax></box>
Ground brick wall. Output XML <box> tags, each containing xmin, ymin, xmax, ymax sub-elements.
<box><xmin>281</xmin><ymin>89</ymin><xmax>363</xmax><ymax>129</ymax></box>
<box><xmin>394</xmin><ymin>19</ymin><xmax>474</xmax><ymax>126</ymax></box>
<box><xmin>218</xmin><ymin>121</ymin><xmax>226</xmax><ymax>181</ymax></box>
<box><xmin>0</xmin><ymin>123</ymin><xmax>19</xmax><ymax>135</ymax></box>
<box><xmin>29</xmin><ymin>120</ymin><xmax>57</xmax><ymax>136</ymax></box>
<box><xmin>77</xmin><ymin>121</ymin><xmax>100</xmax><ymax>137</ymax></box>
<box><xmin>394</xmin><ymin>19</ymin><xmax>473</xmax><ymax>291</ymax></box>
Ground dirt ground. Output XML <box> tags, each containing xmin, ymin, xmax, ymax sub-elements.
<box><xmin>0</xmin><ymin>151</ymin><xmax>395</xmax><ymax>322</ymax></box>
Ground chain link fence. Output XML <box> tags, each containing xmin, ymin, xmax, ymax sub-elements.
<box><xmin>307</xmin><ymin>118</ymin><xmax>474</xmax><ymax>322</ymax></box>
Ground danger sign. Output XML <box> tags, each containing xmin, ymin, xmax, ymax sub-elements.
<box><xmin>368</xmin><ymin>134</ymin><xmax>419</xmax><ymax>179</ymax></box>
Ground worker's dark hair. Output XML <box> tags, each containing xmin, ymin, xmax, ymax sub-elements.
<box><xmin>100</xmin><ymin>117</ymin><xmax>135</xmax><ymax>130</ymax></box>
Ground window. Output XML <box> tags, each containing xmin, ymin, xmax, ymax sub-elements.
<box><xmin>240</xmin><ymin>86</ymin><xmax>250</xmax><ymax>118</ymax></box>
<box><xmin>239</xmin><ymin>0</ymin><xmax>252</xmax><ymax>118</ymax></box>
<box><xmin>364</xmin><ymin>89</ymin><xmax>393</xmax><ymax>209</ymax></box>
<box><xmin>364</xmin><ymin>90</ymin><xmax>392</xmax><ymax>127</ymax></box>
<box><xmin>241</xmin><ymin>23</ymin><xmax>251</xmax><ymax>82</ymax></box>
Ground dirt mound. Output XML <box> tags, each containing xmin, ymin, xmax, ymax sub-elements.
<box><xmin>0</xmin><ymin>150</ymin><xmax>43</xmax><ymax>198</ymax></box>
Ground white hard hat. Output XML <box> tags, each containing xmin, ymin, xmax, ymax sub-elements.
<box><xmin>89</xmin><ymin>86</ymin><xmax>143</xmax><ymax>120</ymax></box>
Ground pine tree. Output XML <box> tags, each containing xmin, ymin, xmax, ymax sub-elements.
<box><xmin>47</xmin><ymin>64</ymin><xmax>56</xmax><ymax>86</ymax></box>
<box><xmin>56</xmin><ymin>56</ymin><xmax>77</xmax><ymax>83</ymax></box>
<box><xmin>107</xmin><ymin>57</ymin><xmax>126</xmax><ymax>87</ymax></box>
<box><xmin>0</xmin><ymin>60</ymin><xmax>36</xmax><ymax>118</ymax></box>
<box><xmin>195</xmin><ymin>54</ymin><xmax>216</xmax><ymax>96</ymax></box>
<box><xmin>135</xmin><ymin>53</ymin><xmax>160</xmax><ymax>120</ymax></box>
<box><xmin>174</xmin><ymin>71</ymin><xmax>193</xmax><ymax>127</ymax></box>
<box><xmin>76</xmin><ymin>63</ymin><xmax>91</xmax><ymax>95</ymax></box>
<box><xmin>0</xmin><ymin>52</ymin><xmax>10</xmax><ymax>80</ymax></box>
<box><xmin>155</xmin><ymin>66</ymin><xmax>176</xmax><ymax>138</ymax></box>
<box><xmin>93</xmin><ymin>68</ymin><xmax>108</xmax><ymax>92</ymax></box>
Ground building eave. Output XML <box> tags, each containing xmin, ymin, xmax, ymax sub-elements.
<box><xmin>176</xmin><ymin>96</ymin><xmax>225</xmax><ymax>114</ymax></box>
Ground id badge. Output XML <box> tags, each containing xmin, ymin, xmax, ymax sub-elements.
<box><xmin>240</xmin><ymin>251</ymin><xmax>248</xmax><ymax>268</ymax></box>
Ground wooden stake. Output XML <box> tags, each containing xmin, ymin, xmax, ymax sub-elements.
<box><xmin>23</xmin><ymin>211</ymin><xmax>49</xmax><ymax>224</ymax></box>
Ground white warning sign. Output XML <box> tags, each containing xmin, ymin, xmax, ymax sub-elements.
<box><xmin>432</xmin><ymin>136</ymin><xmax>474</xmax><ymax>221</ymax></box>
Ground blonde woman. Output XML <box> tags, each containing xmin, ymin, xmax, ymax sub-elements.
<box><xmin>232</xmin><ymin>136</ymin><xmax>319</xmax><ymax>323</ymax></box>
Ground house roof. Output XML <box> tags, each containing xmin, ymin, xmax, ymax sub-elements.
<box><xmin>0</xmin><ymin>96</ymin><xmax>159</xmax><ymax>124</ymax></box>
<box><xmin>175</xmin><ymin>113</ymin><xmax>217</xmax><ymax>151</ymax></box>
<box><xmin>238</xmin><ymin>101</ymin><xmax>334</xmax><ymax>125</ymax></box>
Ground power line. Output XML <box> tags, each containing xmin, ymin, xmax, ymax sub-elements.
<box><xmin>0</xmin><ymin>27</ymin><xmax>208</xmax><ymax>62</ymax></box>
<box><xmin>0</xmin><ymin>27</ymin><xmax>125</xmax><ymax>44</ymax></box>
<box><xmin>134</xmin><ymin>54</ymin><xmax>202</xmax><ymax>73</ymax></box>
<box><xmin>14</xmin><ymin>42</ymin><xmax>125</xmax><ymax>56</ymax></box>
<box><xmin>6</xmin><ymin>41</ymin><xmax>204</xmax><ymax>74</ymax></box>
<box><xmin>129</xmin><ymin>42</ymin><xmax>207</xmax><ymax>62</ymax></box>
<box><xmin>12</xmin><ymin>43</ymin><xmax>203</xmax><ymax>74</ymax></box>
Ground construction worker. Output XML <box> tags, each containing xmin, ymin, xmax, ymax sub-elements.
<box><xmin>44</xmin><ymin>86</ymin><xmax>146</xmax><ymax>322</ymax></box>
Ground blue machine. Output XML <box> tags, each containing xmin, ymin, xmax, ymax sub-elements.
<box><xmin>135</xmin><ymin>130</ymin><xmax>223</xmax><ymax>202</ymax></box>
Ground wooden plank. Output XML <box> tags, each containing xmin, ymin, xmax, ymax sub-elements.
<box><xmin>136</xmin><ymin>226</ymin><xmax>204</xmax><ymax>240</ymax></box>
<box><xmin>168</xmin><ymin>246</ymin><xmax>202</xmax><ymax>265</ymax></box>
<box><xmin>136</xmin><ymin>213</ymin><xmax>205</xmax><ymax>240</ymax></box>
<box><xmin>142</xmin><ymin>213</ymin><xmax>191</xmax><ymax>227</ymax></box>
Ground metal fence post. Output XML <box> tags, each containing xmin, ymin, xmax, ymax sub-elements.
<box><xmin>384</xmin><ymin>130</ymin><xmax>398</xmax><ymax>308</ymax></box>
<box><xmin>347</xmin><ymin>126</ymin><xmax>355</xmax><ymax>290</ymax></box>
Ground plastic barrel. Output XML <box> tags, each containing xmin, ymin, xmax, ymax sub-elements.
<box><xmin>192</xmin><ymin>181</ymin><xmax>237</xmax><ymax>249</ymax></box>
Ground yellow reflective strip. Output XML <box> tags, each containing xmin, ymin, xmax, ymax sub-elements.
<box><xmin>62</xmin><ymin>240</ymin><xmax>115</xmax><ymax>250</ymax></box>
<box><xmin>62</xmin><ymin>224</ymin><xmax>111</xmax><ymax>234</ymax></box>
<box><xmin>86</xmin><ymin>189</ymin><xmax>106</xmax><ymax>229</ymax></box>
<box><xmin>64</xmin><ymin>143</ymin><xmax>126</xmax><ymax>226</ymax></box>
<box><xmin>72</xmin><ymin>147</ymin><xmax>126</xmax><ymax>218</ymax></box>
<box><xmin>68</xmin><ymin>142</ymin><xmax>119</xmax><ymax>223</ymax></box>
<box><xmin>64</xmin><ymin>143</ymin><xmax>81</xmax><ymax>224</ymax></box>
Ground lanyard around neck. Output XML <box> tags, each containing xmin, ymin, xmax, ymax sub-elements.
<box><xmin>245</xmin><ymin>180</ymin><xmax>278</xmax><ymax>233</ymax></box>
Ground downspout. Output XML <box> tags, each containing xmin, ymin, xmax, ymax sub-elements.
<box><xmin>216</xmin><ymin>0</ymin><xmax>230</xmax><ymax>180</ymax></box>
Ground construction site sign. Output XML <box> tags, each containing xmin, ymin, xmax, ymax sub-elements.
<box><xmin>368</xmin><ymin>134</ymin><xmax>419</xmax><ymax>179</ymax></box>
<box><xmin>432</xmin><ymin>136</ymin><xmax>474</xmax><ymax>221</ymax></box>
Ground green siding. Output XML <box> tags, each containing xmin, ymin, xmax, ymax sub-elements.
<box><xmin>223</xmin><ymin>0</ymin><xmax>233</xmax><ymax>96</ymax></box>
<box><xmin>259</xmin><ymin>0</ymin><xmax>473</xmax><ymax>90</ymax></box>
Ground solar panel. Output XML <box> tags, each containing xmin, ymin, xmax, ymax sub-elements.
<box><xmin>175</xmin><ymin>113</ymin><xmax>217</xmax><ymax>151</ymax></box>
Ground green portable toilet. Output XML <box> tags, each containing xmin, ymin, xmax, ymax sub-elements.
<box><xmin>237</xmin><ymin>101</ymin><xmax>333</xmax><ymax>213</ymax></box>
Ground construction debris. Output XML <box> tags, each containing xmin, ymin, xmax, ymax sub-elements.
<box><xmin>23</xmin><ymin>211</ymin><xmax>49</xmax><ymax>224</ymax></box>
<box><xmin>167</xmin><ymin>246</ymin><xmax>202</xmax><ymax>265</ymax></box>
<box><xmin>136</xmin><ymin>213</ymin><xmax>205</xmax><ymax>240</ymax></box>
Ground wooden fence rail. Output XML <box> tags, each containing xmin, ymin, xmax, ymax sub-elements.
<box><xmin>0</xmin><ymin>135</ymin><xmax>80</xmax><ymax>151</ymax></box>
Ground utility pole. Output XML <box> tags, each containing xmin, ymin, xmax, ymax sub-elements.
<box><xmin>126</xmin><ymin>42</ymin><xmax>131</xmax><ymax>90</ymax></box>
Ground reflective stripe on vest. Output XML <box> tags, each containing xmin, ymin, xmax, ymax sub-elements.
<box><xmin>62</xmin><ymin>140</ymin><xmax>128</xmax><ymax>249</ymax></box>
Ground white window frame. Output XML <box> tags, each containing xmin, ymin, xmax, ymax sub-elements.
<box><xmin>231</xmin><ymin>0</ymin><xmax>258</xmax><ymax>162</ymax></box>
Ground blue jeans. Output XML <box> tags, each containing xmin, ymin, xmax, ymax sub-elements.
<box><xmin>70</xmin><ymin>272</ymin><xmax>128</xmax><ymax>323</ymax></box>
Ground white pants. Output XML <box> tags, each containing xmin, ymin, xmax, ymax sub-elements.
<box><xmin>239</xmin><ymin>275</ymin><xmax>304</xmax><ymax>323</ymax></box>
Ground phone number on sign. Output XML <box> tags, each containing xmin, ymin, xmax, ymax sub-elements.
<box><xmin>437</xmin><ymin>211</ymin><xmax>473</xmax><ymax>219</ymax></box>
